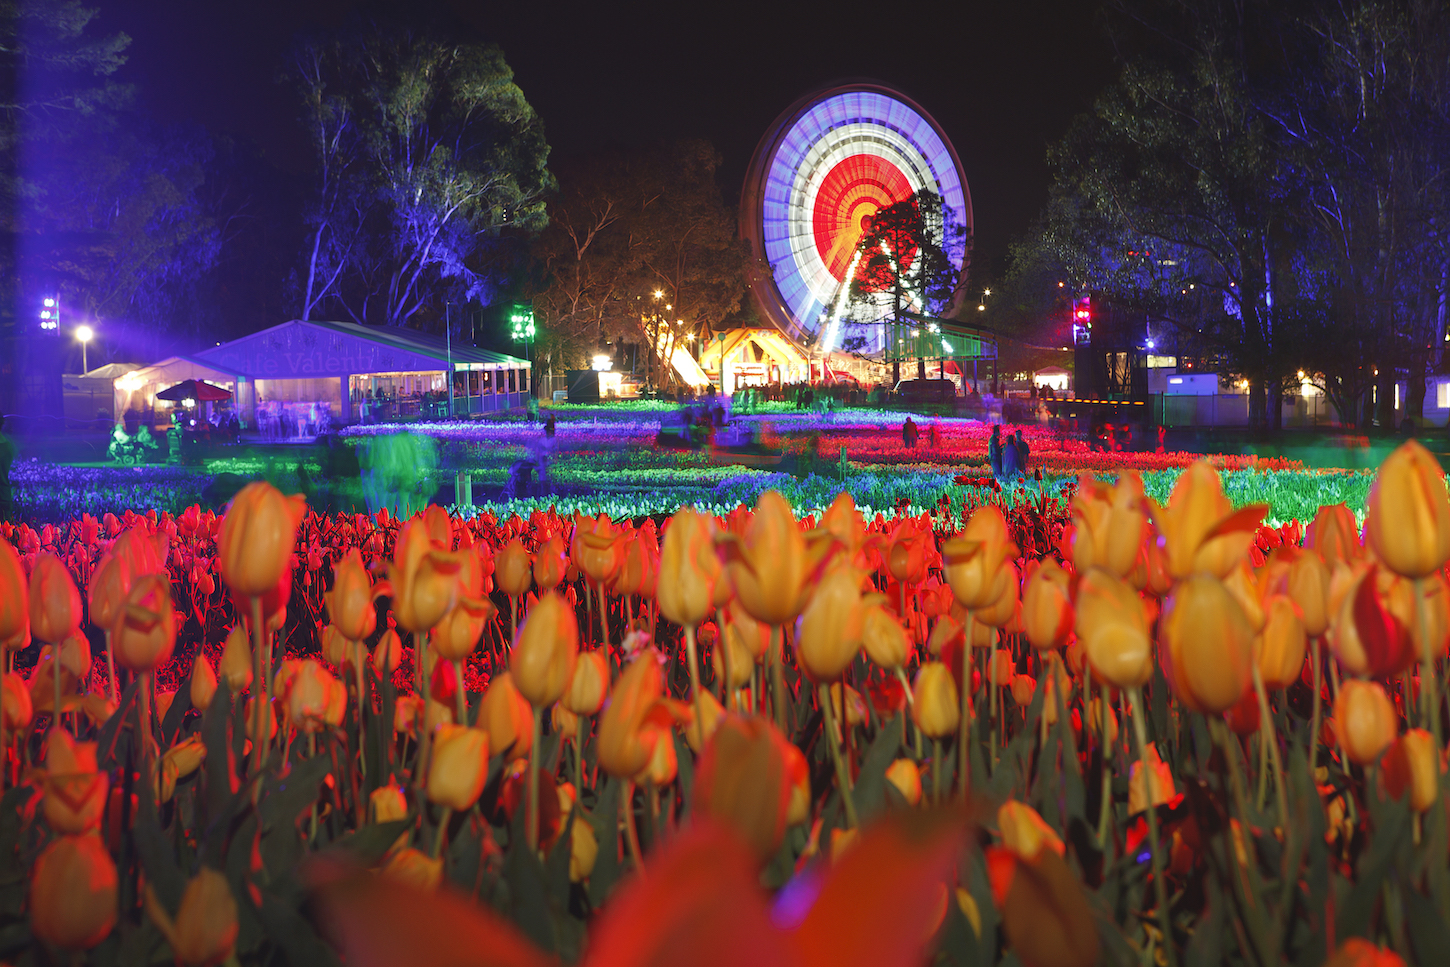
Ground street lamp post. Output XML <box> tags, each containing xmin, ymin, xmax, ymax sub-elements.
<box><xmin>76</xmin><ymin>325</ymin><xmax>94</xmax><ymax>375</ymax></box>
<box><xmin>510</xmin><ymin>303</ymin><xmax>536</xmax><ymax>396</ymax></box>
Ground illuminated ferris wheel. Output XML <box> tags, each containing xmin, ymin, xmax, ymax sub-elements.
<box><xmin>741</xmin><ymin>82</ymin><xmax>972</xmax><ymax>354</ymax></box>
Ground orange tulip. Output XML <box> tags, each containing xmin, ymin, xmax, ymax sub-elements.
<box><xmin>656</xmin><ymin>508</ymin><xmax>721</xmax><ymax>628</ymax></box>
<box><xmin>3</xmin><ymin>672</ymin><xmax>33</xmax><ymax>731</ymax></box>
<box><xmin>387</xmin><ymin>520</ymin><xmax>466</xmax><ymax>634</ymax></box>
<box><xmin>532</xmin><ymin>534</ymin><xmax>568</xmax><ymax>590</ymax></box>
<box><xmin>717</xmin><ymin>491</ymin><xmax>833</xmax><ymax>626</ymax></box>
<box><xmin>1257</xmin><ymin>595</ymin><xmax>1306</xmax><ymax>690</ymax></box>
<box><xmin>1161</xmin><ymin>575</ymin><xmax>1254</xmax><ymax>713</ymax></box>
<box><xmin>29</xmin><ymin>552</ymin><xmax>81</xmax><ymax>644</ymax></box>
<box><xmin>561</xmin><ymin>649</ymin><xmax>609</xmax><ymax>716</ymax></box>
<box><xmin>216</xmin><ymin>482</ymin><xmax>306</xmax><ymax>597</ymax></box>
<box><xmin>597</xmin><ymin>649</ymin><xmax>689</xmax><ymax>779</ymax></box>
<box><xmin>942</xmin><ymin>505</ymin><xmax>1018</xmax><ymax>609</ymax></box>
<box><xmin>284</xmin><ymin>660</ymin><xmax>341</xmax><ymax>734</ymax></box>
<box><xmin>381</xmin><ymin>847</ymin><xmax>443</xmax><ymax>892</ymax></box>
<box><xmin>478</xmin><ymin>672</ymin><xmax>534</xmax><ymax>760</ymax></box>
<box><xmin>885</xmin><ymin>758</ymin><xmax>923</xmax><ymax>806</ymax></box>
<box><xmin>1076</xmin><ymin>568</ymin><xmax>1152</xmax><ymax>689</ymax></box>
<box><xmin>496</xmin><ymin>538</ymin><xmax>532</xmax><ymax>598</ymax></box>
<box><xmin>145</xmin><ymin>868</ymin><xmax>238</xmax><ymax>967</ymax></box>
<box><xmin>42</xmin><ymin>729</ymin><xmax>108</xmax><ymax>835</ymax></box>
<box><xmin>820</xmin><ymin>491</ymin><xmax>867</xmax><ymax>558</ymax></box>
<box><xmin>997</xmin><ymin>846</ymin><xmax>1100</xmax><ymax>967</ymax></box>
<box><xmin>1128</xmin><ymin>744</ymin><xmax>1176</xmax><ymax>815</ymax></box>
<box><xmin>1334</xmin><ymin>679</ymin><xmax>1397</xmax><ymax>766</ymax></box>
<box><xmin>1381</xmin><ymin>728</ymin><xmax>1438</xmax><ymax>813</ymax></box>
<box><xmin>885</xmin><ymin>519</ymin><xmax>932</xmax><ymax>585</ymax></box>
<box><xmin>861</xmin><ymin>603</ymin><xmax>910</xmax><ymax>670</ymax></box>
<box><xmin>511</xmin><ymin>591</ymin><xmax>579</xmax><ymax>707</ymax></box>
<box><xmin>326</xmin><ymin>549</ymin><xmax>381</xmax><ymax>642</ymax></box>
<box><xmin>0</xmin><ymin>537</ymin><xmax>28</xmax><ymax>647</ymax></box>
<box><xmin>1306</xmin><ymin>503</ymin><xmax>1362</xmax><ymax>569</ymax></box>
<box><xmin>30</xmin><ymin>833</ymin><xmax>117</xmax><ymax>950</ymax></box>
<box><xmin>1365</xmin><ymin>439</ymin><xmax>1450</xmax><ymax>578</ymax></box>
<box><xmin>1023</xmin><ymin>559</ymin><xmax>1074</xmax><ymax>651</ymax></box>
<box><xmin>87</xmin><ymin>550</ymin><xmax>131</xmax><ymax>634</ymax></box>
<box><xmin>998</xmin><ymin>800</ymin><xmax>1065</xmax><ymax>860</ymax></box>
<box><xmin>427</xmin><ymin>725</ymin><xmax>490</xmax><ymax>811</ymax></box>
<box><xmin>375</xmin><ymin>628</ymin><xmax>402</xmax><ymax>676</ymax></box>
<box><xmin>693</xmin><ymin>714</ymin><xmax>790</xmax><ymax>863</ymax></box>
<box><xmin>573</xmin><ymin>513</ymin><xmax>623</xmax><ymax>586</ymax></box>
<box><xmin>911</xmin><ymin>662</ymin><xmax>960</xmax><ymax>739</ymax></box>
<box><xmin>218</xmin><ymin>624</ymin><xmax>252</xmax><ymax>692</ymax></box>
<box><xmin>111</xmin><ymin>573</ymin><xmax>176</xmax><ymax>672</ymax></box>
<box><xmin>1150</xmin><ymin>461</ymin><xmax>1265</xmax><ymax>579</ymax></box>
<box><xmin>1071</xmin><ymin>472</ymin><xmax>1147</xmax><ymax>578</ymax></box>
<box><xmin>1282</xmin><ymin>547</ymin><xmax>1331</xmax><ymax>637</ymax></box>
<box><xmin>796</xmin><ymin>563</ymin><xmax>866</xmax><ymax>683</ymax></box>
<box><xmin>1328</xmin><ymin>564</ymin><xmax>1415</xmax><ymax>679</ymax></box>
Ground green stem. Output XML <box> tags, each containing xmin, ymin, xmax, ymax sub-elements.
<box><xmin>104</xmin><ymin>629</ymin><xmax>117</xmax><ymax>704</ymax></box>
<box><xmin>1252</xmin><ymin>666</ymin><xmax>1289</xmax><ymax>831</ymax></box>
<box><xmin>932</xmin><ymin>738</ymin><xmax>943</xmax><ymax>804</ymax></box>
<box><xmin>431</xmin><ymin>806</ymin><xmax>452</xmax><ymax>859</ymax></box>
<box><xmin>621</xmin><ymin>780</ymin><xmax>644</xmax><ymax>873</ymax></box>
<box><xmin>1129</xmin><ymin>687</ymin><xmax>1176</xmax><ymax>967</ymax></box>
<box><xmin>684</xmin><ymin>624</ymin><xmax>705</xmax><ymax>746</ymax></box>
<box><xmin>527</xmin><ymin>706</ymin><xmax>543</xmax><ymax>851</ymax></box>
<box><xmin>1308</xmin><ymin>638</ymin><xmax>1322</xmax><ymax>771</ymax></box>
<box><xmin>820</xmin><ymin>682</ymin><xmax>859</xmax><ymax>828</ymax></box>
<box><xmin>1096</xmin><ymin>682</ymin><xmax>1113</xmax><ymax>848</ymax></box>
<box><xmin>1416</xmin><ymin>577</ymin><xmax>1442</xmax><ymax>747</ymax></box>
<box><xmin>959</xmin><ymin>613</ymin><xmax>974</xmax><ymax>799</ymax></box>
<box><xmin>770</xmin><ymin>626</ymin><xmax>786</xmax><ymax>732</ymax></box>
<box><xmin>250</xmin><ymin>597</ymin><xmax>266</xmax><ymax>785</ymax></box>
<box><xmin>596</xmin><ymin>583</ymin><xmax>610</xmax><ymax>654</ymax></box>
<box><xmin>574</xmin><ymin>712</ymin><xmax>585</xmax><ymax>795</ymax></box>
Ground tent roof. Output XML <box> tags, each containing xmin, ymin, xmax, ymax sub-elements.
<box><xmin>192</xmin><ymin>320</ymin><xmax>528</xmax><ymax>380</ymax></box>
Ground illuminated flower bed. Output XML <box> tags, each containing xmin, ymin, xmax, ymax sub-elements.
<box><xmin>0</xmin><ymin>440</ymin><xmax>1438</xmax><ymax>966</ymax></box>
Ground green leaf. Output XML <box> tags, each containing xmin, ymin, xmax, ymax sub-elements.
<box><xmin>133</xmin><ymin>808</ymin><xmax>186</xmax><ymax>912</ymax></box>
<box><xmin>1183</xmin><ymin>879</ymin><xmax>1224</xmax><ymax>967</ymax></box>
<box><xmin>586</xmin><ymin>776</ymin><xmax>623</xmax><ymax>910</ymax></box>
<box><xmin>854</xmin><ymin>712</ymin><xmax>906</xmax><ymax>820</ymax></box>
<box><xmin>323</xmin><ymin>819</ymin><xmax>412</xmax><ymax>867</ymax></box>
<box><xmin>258</xmin><ymin>888</ymin><xmax>341</xmax><ymax>967</ymax></box>
<box><xmin>1403</xmin><ymin>880</ymin><xmax>1450</xmax><ymax>965</ymax></box>
<box><xmin>160</xmin><ymin>670</ymin><xmax>194</xmax><ymax>744</ymax></box>
<box><xmin>502</xmin><ymin>796</ymin><xmax>557</xmax><ymax>954</ymax></box>
<box><xmin>544</xmin><ymin>804</ymin><xmax>574</xmax><ymax>909</ymax></box>
<box><xmin>96</xmin><ymin>676</ymin><xmax>141</xmax><ymax>771</ymax></box>
<box><xmin>260</xmin><ymin>754</ymin><xmax>333</xmax><ymax>834</ymax></box>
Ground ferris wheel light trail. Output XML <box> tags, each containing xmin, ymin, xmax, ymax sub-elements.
<box><xmin>741</xmin><ymin>83</ymin><xmax>972</xmax><ymax>352</ymax></box>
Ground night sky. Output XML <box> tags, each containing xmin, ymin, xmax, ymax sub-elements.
<box><xmin>99</xmin><ymin>0</ymin><xmax>1115</xmax><ymax>272</ymax></box>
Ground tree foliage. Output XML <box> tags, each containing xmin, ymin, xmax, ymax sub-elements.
<box><xmin>527</xmin><ymin>141</ymin><xmax>748</xmax><ymax>390</ymax></box>
<box><xmin>1025</xmin><ymin>0</ymin><xmax>1450</xmax><ymax>429</ymax></box>
<box><xmin>290</xmin><ymin>20</ymin><xmax>552</xmax><ymax>331</ymax></box>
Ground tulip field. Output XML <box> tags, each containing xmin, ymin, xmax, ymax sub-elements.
<box><xmin>1</xmin><ymin>417</ymin><xmax>1447</xmax><ymax>966</ymax></box>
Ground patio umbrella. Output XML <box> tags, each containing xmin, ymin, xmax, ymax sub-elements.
<box><xmin>155</xmin><ymin>379</ymin><xmax>232</xmax><ymax>403</ymax></box>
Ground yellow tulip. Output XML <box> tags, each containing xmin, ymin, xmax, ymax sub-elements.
<box><xmin>381</xmin><ymin>847</ymin><xmax>442</xmax><ymax>892</ymax></box>
<box><xmin>145</xmin><ymin>868</ymin><xmax>238</xmax><ymax>967</ymax></box>
<box><xmin>1257</xmin><ymin>595</ymin><xmax>1306</xmax><ymax>690</ymax></box>
<box><xmin>1161</xmin><ymin>574</ymin><xmax>1253</xmax><ymax>713</ymax></box>
<box><xmin>1075</xmin><ymin>568</ymin><xmax>1152</xmax><ymax>690</ymax></box>
<box><xmin>998</xmin><ymin>799</ymin><xmax>1065</xmax><ymax>860</ymax></box>
<box><xmin>657</xmin><ymin>508</ymin><xmax>721</xmax><ymax>628</ymax></box>
<box><xmin>1382</xmin><ymin>728</ymin><xmax>1439</xmax><ymax>813</ymax></box>
<box><xmin>326</xmin><ymin>549</ymin><xmax>380</xmax><ymax>642</ymax></box>
<box><xmin>717</xmin><ymin>491</ymin><xmax>833</xmax><ymax>626</ymax></box>
<box><xmin>1023</xmin><ymin>558</ymin><xmax>1074</xmax><ymax>651</ymax></box>
<box><xmin>1366</xmin><ymin>439</ymin><xmax>1450</xmax><ymax>578</ymax></box>
<box><xmin>29</xmin><ymin>552</ymin><xmax>81</xmax><ymax>644</ymax></box>
<box><xmin>942</xmin><ymin>505</ymin><xmax>1018</xmax><ymax>609</ymax></box>
<box><xmin>511</xmin><ymin>592</ymin><xmax>579</xmax><ymax>708</ymax></box>
<box><xmin>218</xmin><ymin>624</ymin><xmax>252</xmax><ymax>692</ymax></box>
<box><xmin>478</xmin><ymin>672</ymin><xmax>533</xmax><ymax>760</ymax></box>
<box><xmin>216</xmin><ymin>481</ymin><xmax>306</xmax><ymax>597</ymax></box>
<box><xmin>1128</xmin><ymin>744</ymin><xmax>1176</xmax><ymax>815</ymax></box>
<box><xmin>1071</xmin><ymin>472</ymin><xmax>1147</xmax><ymax>578</ymax></box>
<box><xmin>911</xmin><ymin>662</ymin><xmax>960</xmax><ymax>739</ymax></box>
<box><xmin>692</xmin><ymin>714</ymin><xmax>791</xmax><ymax>862</ymax></box>
<box><xmin>1283</xmin><ymin>547</ymin><xmax>1331</xmax><ymax>637</ymax></box>
<box><xmin>861</xmin><ymin>604</ymin><xmax>910</xmax><ymax>670</ymax></box>
<box><xmin>561</xmin><ymin>649</ymin><xmax>609</xmax><ymax>716</ymax></box>
<box><xmin>885</xmin><ymin>758</ymin><xmax>923</xmax><ymax>806</ymax></box>
<box><xmin>1151</xmin><ymin>461</ymin><xmax>1264</xmax><ymax>579</ymax></box>
<box><xmin>29</xmin><ymin>833</ymin><xmax>117</xmax><ymax>950</ymax></box>
<box><xmin>796</xmin><ymin>563</ymin><xmax>866</xmax><ymax>683</ymax></box>
<box><xmin>386</xmin><ymin>520</ymin><xmax>466</xmax><ymax>635</ymax></box>
<box><xmin>426</xmin><ymin>725</ymin><xmax>490</xmax><ymax>811</ymax></box>
<box><xmin>573</xmin><ymin>513</ymin><xmax>623</xmax><ymax>586</ymax></box>
<box><xmin>496</xmin><ymin>538</ymin><xmax>533</xmax><ymax>598</ymax></box>
<box><xmin>1334</xmin><ymin>679</ymin><xmax>1397</xmax><ymax>766</ymax></box>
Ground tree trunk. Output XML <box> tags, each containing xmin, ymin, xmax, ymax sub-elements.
<box><xmin>1407</xmin><ymin>355</ymin><xmax>1427</xmax><ymax>425</ymax></box>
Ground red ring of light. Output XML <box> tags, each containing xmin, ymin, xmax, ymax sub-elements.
<box><xmin>811</xmin><ymin>154</ymin><xmax>916</xmax><ymax>285</ymax></box>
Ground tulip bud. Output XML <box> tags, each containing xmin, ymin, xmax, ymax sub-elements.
<box><xmin>998</xmin><ymin>799</ymin><xmax>1065</xmax><ymax>860</ymax></box>
<box><xmin>885</xmin><ymin>758</ymin><xmax>922</xmax><ymax>806</ymax></box>
<box><xmin>1076</xmin><ymin>569</ymin><xmax>1153</xmax><ymax>690</ymax></box>
<box><xmin>3</xmin><ymin>671</ymin><xmax>33</xmax><ymax>732</ymax></box>
<box><xmin>567</xmin><ymin>813</ymin><xmax>598</xmax><ymax>883</ymax></box>
<box><xmin>1128</xmin><ymin>744</ymin><xmax>1176</xmax><ymax>815</ymax></box>
<box><xmin>1306</xmin><ymin>504</ymin><xmax>1362</xmax><ymax>570</ymax></box>
<box><xmin>796</xmin><ymin>564</ymin><xmax>866</xmax><ymax>683</ymax></box>
<box><xmin>1161</xmin><ymin>575</ymin><xmax>1254</xmax><ymax>714</ymax></box>
<box><xmin>511</xmin><ymin>592</ymin><xmax>579</xmax><ymax>708</ymax></box>
<box><xmin>244</xmin><ymin>697</ymin><xmax>276</xmax><ymax>746</ymax></box>
<box><xmin>1010</xmin><ymin>674</ymin><xmax>1037</xmax><ymax>707</ymax></box>
<box><xmin>1023</xmin><ymin>559</ymin><xmax>1074</xmax><ymax>651</ymax></box>
<box><xmin>693</xmin><ymin>715</ymin><xmax>791</xmax><ymax>863</ymax></box>
<box><xmin>217</xmin><ymin>482</ymin><xmax>306</xmax><ymax>597</ymax></box>
<box><xmin>42</xmin><ymin>729</ymin><xmax>108</xmax><ymax>835</ymax></box>
<box><xmin>0</xmin><ymin>538</ymin><xmax>28</xmax><ymax>647</ymax></box>
<box><xmin>1071</xmin><ymin>473</ymin><xmax>1148</xmax><ymax>579</ymax></box>
<box><xmin>285</xmin><ymin>660</ymin><xmax>340</xmax><ymax>734</ymax></box>
<box><xmin>381</xmin><ymin>847</ymin><xmax>442</xmax><ymax>891</ymax></box>
<box><xmin>942</xmin><ymin>506</ymin><xmax>1018</xmax><ymax>609</ymax></box>
<box><xmin>29</xmin><ymin>552</ymin><xmax>81</xmax><ymax>644</ymax></box>
<box><xmin>988</xmin><ymin>649</ymin><xmax>1014</xmax><ymax>687</ymax></box>
<box><xmin>860</xmin><ymin>604</ymin><xmax>910</xmax><ymax>671</ymax></box>
<box><xmin>326</xmin><ymin>549</ymin><xmax>378</xmax><ymax>643</ymax></box>
<box><xmin>1153</xmin><ymin>461</ymin><xmax>1264</xmax><ymax>579</ymax></box>
<box><xmin>998</xmin><ymin>847</ymin><xmax>1100</xmax><ymax>967</ymax></box>
<box><xmin>30</xmin><ymin>833</ymin><xmax>117</xmax><ymax>950</ymax></box>
<box><xmin>218</xmin><ymin>625</ymin><xmax>252</xmax><ymax>692</ymax></box>
<box><xmin>1365</xmin><ymin>439</ymin><xmax>1450</xmax><ymax>578</ymax></box>
<box><xmin>189</xmin><ymin>655</ymin><xmax>218</xmax><ymax>712</ymax></box>
<box><xmin>657</xmin><ymin>508</ymin><xmax>721</xmax><ymax>628</ymax></box>
<box><xmin>562</xmin><ymin>649</ymin><xmax>609</xmax><ymax>716</ymax></box>
<box><xmin>711</xmin><ymin>622</ymin><xmax>756</xmax><ymax>689</ymax></box>
<box><xmin>375</xmin><ymin>628</ymin><xmax>402</xmax><ymax>676</ymax></box>
<box><xmin>598</xmin><ymin>649</ymin><xmax>688</xmax><ymax>780</ymax></box>
<box><xmin>426</xmin><ymin>725</ymin><xmax>490</xmax><ymax>811</ymax></box>
<box><xmin>533</xmin><ymin>534</ymin><xmax>568</xmax><ymax>590</ymax></box>
<box><xmin>911</xmin><ymin>662</ymin><xmax>960</xmax><ymax>739</ymax></box>
<box><xmin>1284</xmin><ymin>549</ymin><xmax>1331</xmax><ymax>637</ymax></box>
<box><xmin>478</xmin><ymin>672</ymin><xmax>534</xmax><ymax>760</ymax></box>
<box><xmin>496</xmin><ymin>538</ymin><xmax>532</xmax><ymax>598</ymax></box>
<box><xmin>1257</xmin><ymin>595</ymin><xmax>1307</xmax><ymax>690</ymax></box>
<box><xmin>87</xmin><ymin>551</ymin><xmax>131</xmax><ymax>634</ymax></box>
<box><xmin>1381</xmin><ymin>728</ymin><xmax>1438</xmax><ymax>813</ymax></box>
<box><xmin>387</xmin><ymin>521</ymin><xmax>465</xmax><ymax>635</ymax></box>
<box><xmin>684</xmin><ymin>687</ymin><xmax>725</xmax><ymax>753</ymax></box>
<box><xmin>1333</xmin><ymin>679</ymin><xmax>1397</xmax><ymax>765</ymax></box>
<box><xmin>145</xmin><ymin>868</ymin><xmax>238</xmax><ymax>967</ymax></box>
<box><xmin>112</xmin><ymin>573</ymin><xmax>176</xmax><ymax>672</ymax></box>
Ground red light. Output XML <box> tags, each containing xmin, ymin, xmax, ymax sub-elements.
<box><xmin>1074</xmin><ymin>310</ymin><xmax>1090</xmax><ymax>320</ymax></box>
